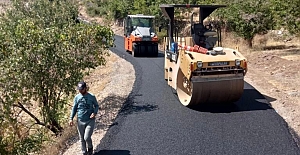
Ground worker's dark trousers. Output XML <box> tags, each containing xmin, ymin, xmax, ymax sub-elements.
<box><xmin>77</xmin><ymin>118</ymin><xmax>95</xmax><ymax>154</ymax></box>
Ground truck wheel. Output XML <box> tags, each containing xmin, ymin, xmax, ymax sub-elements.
<box><xmin>151</xmin><ymin>44</ymin><xmax>158</xmax><ymax>57</ymax></box>
<box><xmin>132</xmin><ymin>43</ymin><xmax>138</xmax><ymax>57</ymax></box>
<box><xmin>126</xmin><ymin>50</ymin><xmax>132</xmax><ymax>54</ymax></box>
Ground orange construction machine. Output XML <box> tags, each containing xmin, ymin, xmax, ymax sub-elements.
<box><xmin>123</xmin><ymin>14</ymin><xmax>159</xmax><ymax>57</ymax></box>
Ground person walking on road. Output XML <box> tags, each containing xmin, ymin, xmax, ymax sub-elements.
<box><xmin>69</xmin><ymin>81</ymin><xmax>99</xmax><ymax>155</ymax></box>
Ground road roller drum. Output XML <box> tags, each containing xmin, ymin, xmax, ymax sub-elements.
<box><xmin>176</xmin><ymin>68</ymin><xmax>245</xmax><ymax>106</ymax></box>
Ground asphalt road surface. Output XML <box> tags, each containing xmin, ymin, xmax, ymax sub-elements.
<box><xmin>94</xmin><ymin>35</ymin><xmax>300</xmax><ymax>155</ymax></box>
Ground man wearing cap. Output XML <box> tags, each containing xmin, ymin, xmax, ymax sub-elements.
<box><xmin>69</xmin><ymin>81</ymin><xmax>99</xmax><ymax>155</ymax></box>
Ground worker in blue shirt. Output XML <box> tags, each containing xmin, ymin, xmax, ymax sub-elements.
<box><xmin>69</xmin><ymin>81</ymin><xmax>99</xmax><ymax>155</ymax></box>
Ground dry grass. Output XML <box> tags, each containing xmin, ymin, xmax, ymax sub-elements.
<box><xmin>221</xmin><ymin>31</ymin><xmax>252</xmax><ymax>54</ymax></box>
<box><xmin>38</xmin><ymin>125</ymin><xmax>78</xmax><ymax>155</ymax></box>
<box><xmin>0</xmin><ymin>0</ymin><xmax>10</xmax><ymax>14</ymax></box>
<box><xmin>221</xmin><ymin>31</ymin><xmax>300</xmax><ymax>55</ymax></box>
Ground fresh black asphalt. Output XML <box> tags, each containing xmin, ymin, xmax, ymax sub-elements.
<box><xmin>94</xmin><ymin>35</ymin><xmax>300</xmax><ymax>155</ymax></box>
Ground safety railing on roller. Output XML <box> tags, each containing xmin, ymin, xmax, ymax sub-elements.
<box><xmin>168</xmin><ymin>40</ymin><xmax>208</xmax><ymax>54</ymax></box>
<box><xmin>167</xmin><ymin>42</ymin><xmax>209</xmax><ymax>62</ymax></box>
<box><xmin>178</xmin><ymin>44</ymin><xmax>208</xmax><ymax>54</ymax></box>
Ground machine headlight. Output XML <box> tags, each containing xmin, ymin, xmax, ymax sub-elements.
<box><xmin>197</xmin><ymin>61</ymin><xmax>203</xmax><ymax>68</ymax></box>
<box><xmin>235</xmin><ymin>59</ymin><xmax>241</xmax><ymax>66</ymax></box>
<box><xmin>151</xmin><ymin>32</ymin><xmax>155</xmax><ymax>37</ymax></box>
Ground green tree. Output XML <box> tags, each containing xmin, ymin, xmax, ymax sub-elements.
<box><xmin>218</xmin><ymin>0</ymin><xmax>274</xmax><ymax>47</ymax></box>
<box><xmin>269</xmin><ymin>0</ymin><xmax>300</xmax><ymax>35</ymax></box>
<box><xmin>0</xmin><ymin>0</ymin><xmax>114</xmax><ymax>154</ymax></box>
<box><xmin>283</xmin><ymin>0</ymin><xmax>299</xmax><ymax>34</ymax></box>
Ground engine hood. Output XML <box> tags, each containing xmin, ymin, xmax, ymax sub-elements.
<box><xmin>132</xmin><ymin>27</ymin><xmax>155</xmax><ymax>37</ymax></box>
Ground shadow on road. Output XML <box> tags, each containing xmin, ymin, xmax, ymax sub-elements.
<box><xmin>94</xmin><ymin>95</ymin><xmax>158</xmax><ymax>131</ymax></box>
<box><xmin>120</xmin><ymin>103</ymin><xmax>159</xmax><ymax>115</ymax></box>
<box><xmin>262</xmin><ymin>94</ymin><xmax>277</xmax><ymax>103</ymax></box>
<box><xmin>119</xmin><ymin>100</ymin><xmax>159</xmax><ymax>116</ymax></box>
<box><xmin>94</xmin><ymin>150</ymin><xmax>130</xmax><ymax>155</ymax></box>
<box><xmin>187</xmin><ymin>82</ymin><xmax>277</xmax><ymax>113</ymax></box>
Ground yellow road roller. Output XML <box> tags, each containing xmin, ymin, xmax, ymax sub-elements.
<box><xmin>159</xmin><ymin>4</ymin><xmax>248</xmax><ymax>106</ymax></box>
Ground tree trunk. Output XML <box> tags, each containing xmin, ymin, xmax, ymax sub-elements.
<box><xmin>13</xmin><ymin>102</ymin><xmax>63</xmax><ymax>136</ymax></box>
<box><xmin>47</xmin><ymin>119</ymin><xmax>64</xmax><ymax>137</ymax></box>
<box><xmin>247</xmin><ymin>38</ymin><xmax>253</xmax><ymax>48</ymax></box>
<box><xmin>42</xmin><ymin>94</ymin><xmax>64</xmax><ymax>136</ymax></box>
